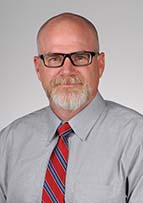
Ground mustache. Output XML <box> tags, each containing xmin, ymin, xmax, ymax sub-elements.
<box><xmin>50</xmin><ymin>75</ymin><xmax>85</xmax><ymax>87</ymax></box>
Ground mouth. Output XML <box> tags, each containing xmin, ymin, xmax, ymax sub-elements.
<box><xmin>55</xmin><ymin>84</ymin><xmax>83</xmax><ymax>91</ymax></box>
<box><xmin>58</xmin><ymin>82</ymin><xmax>82</xmax><ymax>86</ymax></box>
<box><xmin>51</xmin><ymin>76</ymin><xmax>84</xmax><ymax>88</ymax></box>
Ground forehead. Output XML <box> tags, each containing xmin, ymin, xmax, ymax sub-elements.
<box><xmin>38</xmin><ymin>14</ymin><xmax>96</xmax><ymax>37</ymax></box>
<box><xmin>37</xmin><ymin>15</ymin><xmax>98</xmax><ymax>53</ymax></box>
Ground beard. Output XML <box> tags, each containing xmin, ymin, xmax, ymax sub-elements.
<box><xmin>46</xmin><ymin>75</ymin><xmax>90</xmax><ymax>111</ymax></box>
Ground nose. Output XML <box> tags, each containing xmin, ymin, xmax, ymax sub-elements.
<box><xmin>61</xmin><ymin>57</ymin><xmax>75</xmax><ymax>74</ymax></box>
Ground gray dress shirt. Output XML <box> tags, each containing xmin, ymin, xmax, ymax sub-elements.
<box><xmin>0</xmin><ymin>92</ymin><xmax>143</xmax><ymax>203</ymax></box>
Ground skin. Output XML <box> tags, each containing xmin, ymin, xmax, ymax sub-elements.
<box><xmin>34</xmin><ymin>13</ymin><xmax>105</xmax><ymax>121</ymax></box>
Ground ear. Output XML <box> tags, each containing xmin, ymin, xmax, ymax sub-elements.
<box><xmin>97</xmin><ymin>52</ymin><xmax>105</xmax><ymax>78</ymax></box>
<box><xmin>34</xmin><ymin>56</ymin><xmax>41</xmax><ymax>80</ymax></box>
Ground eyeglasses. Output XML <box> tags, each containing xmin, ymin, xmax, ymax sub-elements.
<box><xmin>38</xmin><ymin>51</ymin><xmax>99</xmax><ymax>68</ymax></box>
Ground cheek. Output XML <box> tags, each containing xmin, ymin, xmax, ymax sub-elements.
<box><xmin>82</xmin><ymin>68</ymin><xmax>99</xmax><ymax>88</ymax></box>
<box><xmin>40</xmin><ymin>67</ymin><xmax>60</xmax><ymax>82</ymax></box>
<box><xmin>38</xmin><ymin>69</ymin><xmax>53</xmax><ymax>89</ymax></box>
<box><xmin>79</xmin><ymin>67</ymin><xmax>100</xmax><ymax>99</ymax></box>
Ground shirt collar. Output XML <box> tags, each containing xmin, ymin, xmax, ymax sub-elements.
<box><xmin>46</xmin><ymin>91</ymin><xmax>106</xmax><ymax>142</ymax></box>
<box><xmin>45</xmin><ymin>107</ymin><xmax>62</xmax><ymax>143</ymax></box>
<box><xmin>69</xmin><ymin>92</ymin><xmax>107</xmax><ymax>141</ymax></box>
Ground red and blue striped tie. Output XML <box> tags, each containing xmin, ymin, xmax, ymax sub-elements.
<box><xmin>41</xmin><ymin>122</ymin><xmax>72</xmax><ymax>203</ymax></box>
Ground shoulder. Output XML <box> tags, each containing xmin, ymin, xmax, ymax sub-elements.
<box><xmin>104</xmin><ymin>100</ymin><xmax>143</xmax><ymax>139</ymax></box>
<box><xmin>105</xmin><ymin>100</ymin><xmax>142</xmax><ymax>121</ymax></box>
<box><xmin>0</xmin><ymin>106</ymin><xmax>50</xmax><ymax>141</ymax></box>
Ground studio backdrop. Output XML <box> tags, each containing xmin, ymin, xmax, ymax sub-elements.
<box><xmin>0</xmin><ymin>0</ymin><xmax>143</xmax><ymax>130</ymax></box>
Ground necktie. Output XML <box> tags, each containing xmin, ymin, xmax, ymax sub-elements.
<box><xmin>41</xmin><ymin>122</ymin><xmax>73</xmax><ymax>203</ymax></box>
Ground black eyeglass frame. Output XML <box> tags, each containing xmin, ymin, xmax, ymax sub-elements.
<box><xmin>38</xmin><ymin>51</ymin><xmax>99</xmax><ymax>68</ymax></box>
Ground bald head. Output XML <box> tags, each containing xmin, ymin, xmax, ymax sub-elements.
<box><xmin>37</xmin><ymin>12</ymin><xmax>100</xmax><ymax>53</ymax></box>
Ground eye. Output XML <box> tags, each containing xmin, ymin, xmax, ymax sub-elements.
<box><xmin>48</xmin><ymin>55</ymin><xmax>61</xmax><ymax>62</ymax></box>
<box><xmin>45</xmin><ymin>54</ymin><xmax>63</xmax><ymax>66</ymax></box>
<box><xmin>75</xmin><ymin>54</ymin><xmax>87</xmax><ymax>61</ymax></box>
<box><xmin>76</xmin><ymin>53</ymin><xmax>90</xmax><ymax>61</ymax></box>
<box><xmin>72</xmin><ymin>53</ymin><xmax>89</xmax><ymax>64</ymax></box>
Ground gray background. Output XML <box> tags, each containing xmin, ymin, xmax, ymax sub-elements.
<box><xmin>0</xmin><ymin>0</ymin><xmax>143</xmax><ymax>130</ymax></box>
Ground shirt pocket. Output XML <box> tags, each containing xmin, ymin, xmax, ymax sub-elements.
<box><xmin>73</xmin><ymin>182</ymin><xmax>125</xmax><ymax>203</ymax></box>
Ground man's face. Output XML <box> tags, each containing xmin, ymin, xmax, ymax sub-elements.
<box><xmin>34</xmin><ymin>18</ymin><xmax>104</xmax><ymax>111</ymax></box>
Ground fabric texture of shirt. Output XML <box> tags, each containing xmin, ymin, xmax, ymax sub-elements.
<box><xmin>0</xmin><ymin>92</ymin><xmax>143</xmax><ymax>203</ymax></box>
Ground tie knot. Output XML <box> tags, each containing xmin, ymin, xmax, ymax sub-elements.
<box><xmin>57</xmin><ymin>122</ymin><xmax>73</xmax><ymax>137</ymax></box>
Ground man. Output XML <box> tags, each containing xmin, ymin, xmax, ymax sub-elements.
<box><xmin>0</xmin><ymin>12</ymin><xmax>143</xmax><ymax>203</ymax></box>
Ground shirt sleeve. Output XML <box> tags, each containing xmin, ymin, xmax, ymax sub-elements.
<box><xmin>122</xmin><ymin>118</ymin><xmax>143</xmax><ymax>202</ymax></box>
<box><xmin>0</xmin><ymin>126</ymin><xmax>10</xmax><ymax>203</ymax></box>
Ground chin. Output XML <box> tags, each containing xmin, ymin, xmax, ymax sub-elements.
<box><xmin>50</xmin><ymin>88</ymin><xmax>90</xmax><ymax>111</ymax></box>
